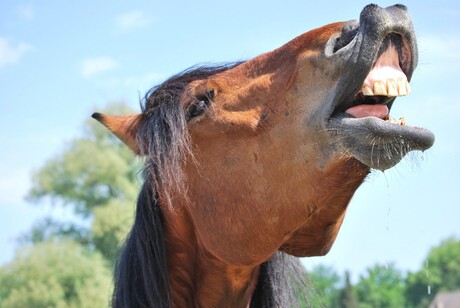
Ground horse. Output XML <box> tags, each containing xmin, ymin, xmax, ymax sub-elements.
<box><xmin>93</xmin><ymin>4</ymin><xmax>434</xmax><ymax>307</ymax></box>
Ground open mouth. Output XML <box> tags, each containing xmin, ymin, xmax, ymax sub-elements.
<box><xmin>334</xmin><ymin>34</ymin><xmax>410</xmax><ymax>121</ymax></box>
<box><xmin>326</xmin><ymin>7</ymin><xmax>435</xmax><ymax>170</ymax></box>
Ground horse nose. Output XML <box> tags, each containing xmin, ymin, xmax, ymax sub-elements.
<box><xmin>359</xmin><ymin>4</ymin><xmax>413</xmax><ymax>36</ymax></box>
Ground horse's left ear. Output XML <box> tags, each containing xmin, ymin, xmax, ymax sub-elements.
<box><xmin>92</xmin><ymin>112</ymin><xmax>141</xmax><ymax>154</ymax></box>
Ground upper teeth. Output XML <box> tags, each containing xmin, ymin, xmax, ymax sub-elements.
<box><xmin>361</xmin><ymin>77</ymin><xmax>411</xmax><ymax>97</ymax></box>
<box><xmin>360</xmin><ymin>42</ymin><xmax>411</xmax><ymax>97</ymax></box>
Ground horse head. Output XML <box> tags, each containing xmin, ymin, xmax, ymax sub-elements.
<box><xmin>94</xmin><ymin>4</ymin><xmax>434</xmax><ymax>307</ymax></box>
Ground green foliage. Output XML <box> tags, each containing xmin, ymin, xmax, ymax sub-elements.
<box><xmin>91</xmin><ymin>199</ymin><xmax>134</xmax><ymax>262</ymax></box>
<box><xmin>18</xmin><ymin>217</ymin><xmax>91</xmax><ymax>247</ymax></box>
<box><xmin>24</xmin><ymin>102</ymin><xmax>140</xmax><ymax>265</ymax></box>
<box><xmin>405</xmin><ymin>237</ymin><xmax>460</xmax><ymax>307</ymax></box>
<box><xmin>27</xmin><ymin>103</ymin><xmax>140</xmax><ymax>217</ymax></box>
<box><xmin>0</xmin><ymin>240</ymin><xmax>112</xmax><ymax>308</ymax></box>
<box><xmin>338</xmin><ymin>271</ymin><xmax>358</xmax><ymax>308</ymax></box>
<box><xmin>0</xmin><ymin>102</ymin><xmax>141</xmax><ymax>307</ymax></box>
<box><xmin>355</xmin><ymin>263</ymin><xmax>406</xmax><ymax>308</ymax></box>
<box><xmin>308</xmin><ymin>264</ymin><xmax>341</xmax><ymax>307</ymax></box>
<box><xmin>307</xmin><ymin>239</ymin><xmax>460</xmax><ymax>308</ymax></box>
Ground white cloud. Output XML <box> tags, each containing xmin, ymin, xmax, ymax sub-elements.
<box><xmin>116</xmin><ymin>11</ymin><xmax>152</xmax><ymax>31</ymax></box>
<box><xmin>80</xmin><ymin>57</ymin><xmax>119</xmax><ymax>78</ymax></box>
<box><xmin>0</xmin><ymin>38</ymin><xmax>33</xmax><ymax>69</ymax></box>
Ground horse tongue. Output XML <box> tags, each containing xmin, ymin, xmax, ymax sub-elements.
<box><xmin>345</xmin><ymin>104</ymin><xmax>389</xmax><ymax>119</ymax></box>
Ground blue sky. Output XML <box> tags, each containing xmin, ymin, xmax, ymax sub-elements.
<box><xmin>1</xmin><ymin>0</ymin><xmax>459</xmax><ymax>282</ymax></box>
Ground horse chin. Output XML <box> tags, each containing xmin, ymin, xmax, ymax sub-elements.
<box><xmin>328</xmin><ymin>112</ymin><xmax>435</xmax><ymax>170</ymax></box>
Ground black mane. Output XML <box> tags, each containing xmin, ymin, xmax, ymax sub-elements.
<box><xmin>113</xmin><ymin>183</ymin><xmax>170</xmax><ymax>307</ymax></box>
<box><xmin>112</xmin><ymin>64</ymin><xmax>309</xmax><ymax>307</ymax></box>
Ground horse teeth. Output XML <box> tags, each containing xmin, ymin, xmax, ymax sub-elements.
<box><xmin>361</xmin><ymin>79</ymin><xmax>411</xmax><ymax>97</ymax></box>
<box><xmin>399</xmin><ymin>116</ymin><xmax>407</xmax><ymax>125</ymax></box>
<box><xmin>387</xmin><ymin>79</ymin><xmax>398</xmax><ymax>97</ymax></box>
<box><xmin>398</xmin><ymin>79</ymin><xmax>409</xmax><ymax>96</ymax></box>
<box><xmin>373</xmin><ymin>81</ymin><xmax>388</xmax><ymax>96</ymax></box>
<box><xmin>385</xmin><ymin>116</ymin><xmax>407</xmax><ymax>125</ymax></box>
<box><xmin>362</xmin><ymin>85</ymin><xmax>374</xmax><ymax>96</ymax></box>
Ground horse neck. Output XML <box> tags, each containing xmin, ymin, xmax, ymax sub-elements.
<box><xmin>162</xmin><ymin>207</ymin><xmax>261</xmax><ymax>307</ymax></box>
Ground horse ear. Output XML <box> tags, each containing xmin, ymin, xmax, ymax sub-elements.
<box><xmin>92</xmin><ymin>112</ymin><xmax>142</xmax><ymax>154</ymax></box>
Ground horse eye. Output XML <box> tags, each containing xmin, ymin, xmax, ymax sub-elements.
<box><xmin>207</xmin><ymin>89</ymin><xmax>215</xmax><ymax>99</ymax></box>
<box><xmin>186</xmin><ymin>90</ymin><xmax>214</xmax><ymax>121</ymax></box>
<box><xmin>187</xmin><ymin>99</ymin><xmax>209</xmax><ymax>120</ymax></box>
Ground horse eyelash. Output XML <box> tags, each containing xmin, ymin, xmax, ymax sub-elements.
<box><xmin>186</xmin><ymin>89</ymin><xmax>215</xmax><ymax>121</ymax></box>
<box><xmin>187</xmin><ymin>100</ymin><xmax>208</xmax><ymax>119</ymax></box>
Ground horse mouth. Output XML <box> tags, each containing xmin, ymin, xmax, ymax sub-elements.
<box><xmin>326</xmin><ymin>5</ymin><xmax>434</xmax><ymax>170</ymax></box>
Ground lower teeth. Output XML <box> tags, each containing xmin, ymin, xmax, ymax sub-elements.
<box><xmin>385</xmin><ymin>116</ymin><xmax>407</xmax><ymax>126</ymax></box>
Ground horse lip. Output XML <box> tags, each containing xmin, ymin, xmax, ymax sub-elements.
<box><xmin>328</xmin><ymin>113</ymin><xmax>435</xmax><ymax>170</ymax></box>
<box><xmin>331</xmin><ymin>112</ymin><xmax>435</xmax><ymax>150</ymax></box>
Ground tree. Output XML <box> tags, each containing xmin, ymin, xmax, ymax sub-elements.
<box><xmin>406</xmin><ymin>237</ymin><xmax>460</xmax><ymax>307</ymax></box>
<box><xmin>0</xmin><ymin>240</ymin><xmax>112</xmax><ymax>308</ymax></box>
<box><xmin>25</xmin><ymin>102</ymin><xmax>140</xmax><ymax>263</ymax></box>
<box><xmin>307</xmin><ymin>264</ymin><xmax>341</xmax><ymax>307</ymax></box>
<box><xmin>355</xmin><ymin>263</ymin><xmax>406</xmax><ymax>308</ymax></box>
<box><xmin>91</xmin><ymin>199</ymin><xmax>135</xmax><ymax>261</ymax></box>
<box><xmin>0</xmin><ymin>102</ymin><xmax>140</xmax><ymax>307</ymax></box>
<box><xmin>28</xmin><ymin>103</ymin><xmax>139</xmax><ymax>215</ymax></box>
<box><xmin>338</xmin><ymin>271</ymin><xmax>358</xmax><ymax>308</ymax></box>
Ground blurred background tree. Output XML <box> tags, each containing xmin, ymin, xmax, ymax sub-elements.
<box><xmin>405</xmin><ymin>237</ymin><xmax>460</xmax><ymax>308</ymax></box>
<box><xmin>338</xmin><ymin>271</ymin><xmax>358</xmax><ymax>308</ymax></box>
<box><xmin>303</xmin><ymin>238</ymin><xmax>460</xmax><ymax>308</ymax></box>
<box><xmin>0</xmin><ymin>102</ymin><xmax>140</xmax><ymax>307</ymax></box>
<box><xmin>0</xmin><ymin>240</ymin><xmax>112</xmax><ymax>308</ymax></box>
<box><xmin>354</xmin><ymin>263</ymin><xmax>406</xmax><ymax>308</ymax></box>
<box><xmin>307</xmin><ymin>264</ymin><xmax>341</xmax><ymax>307</ymax></box>
<box><xmin>24</xmin><ymin>102</ymin><xmax>140</xmax><ymax>265</ymax></box>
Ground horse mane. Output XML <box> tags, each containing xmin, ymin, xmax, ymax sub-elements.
<box><xmin>251</xmin><ymin>252</ymin><xmax>309</xmax><ymax>307</ymax></box>
<box><xmin>113</xmin><ymin>182</ymin><xmax>170</xmax><ymax>307</ymax></box>
<box><xmin>112</xmin><ymin>64</ymin><xmax>309</xmax><ymax>307</ymax></box>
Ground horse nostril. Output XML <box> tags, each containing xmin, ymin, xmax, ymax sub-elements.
<box><xmin>333</xmin><ymin>21</ymin><xmax>359</xmax><ymax>53</ymax></box>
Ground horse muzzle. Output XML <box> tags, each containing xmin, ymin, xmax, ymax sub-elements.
<box><xmin>325</xmin><ymin>4</ymin><xmax>434</xmax><ymax>170</ymax></box>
